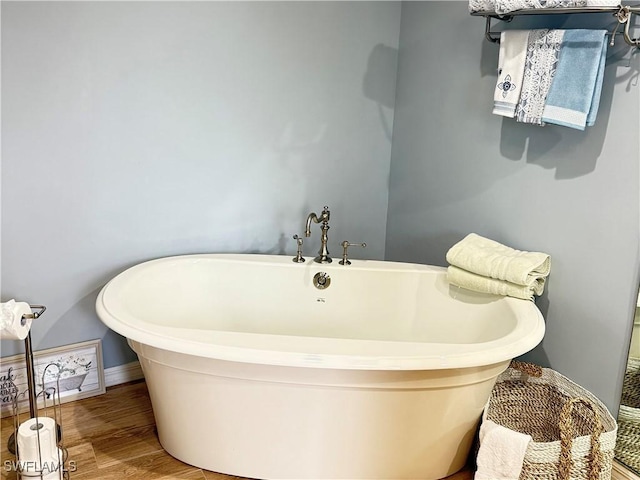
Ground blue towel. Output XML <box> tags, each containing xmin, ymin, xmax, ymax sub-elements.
<box><xmin>541</xmin><ymin>29</ymin><xmax>607</xmax><ymax>130</ymax></box>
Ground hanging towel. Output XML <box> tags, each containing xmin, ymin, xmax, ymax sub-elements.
<box><xmin>446</xmin><ymin>233</ymin><xmax>550</xmax><ymax>287</ymax></box>
<box><xmin>494</xmin><ymin>0</ymin><xmax>543</xmax><ymax>14</ymax></box>
<box><xmin>541</xmin><ymin>29</ymin><xmax>608</xmax><ymax>130</ymax></box>
<box><xmin>475</xmin><ymin>419</ymin><xmax>532</xmax><ymax>480</ymax></box>
<box><xmin>469</xmin><ymin>0</ymin><xmax>496</xmax><ymax>13</ymax></box>
<box><xmin>447</xmin><ymin>265</ymin><xmax>544</xmax><ymax>300</ymax></box>
<box><xmin>470</xmin><ymin>0</ymin><xmax>594</xmax><ymax>13</ymax></box>
<box><xmin>515</xmin><ymin>29</ymin><xmax>564</xmax><ymax>125</ymax></box>
<box><xmin>585</xmin><ymin>0</ymin><xmax>619</xmax><ymax>5</ymax></box>
<box><xmin>469</xmin><ymin>0</ymin><xmax>540</xmax><ymax>15</ymax></box>
<box><xmin>493</xmin><ymin>31</ymin><xmax>530</xmax><ymax>118</ymax></box>
<box><xmin>544</xmin><ymin>0</ymin><xmax>587</xmax><ymax>6</ymax></box>
<box><xmin>586</xmin><ymin>36</ymin><xmax>607</xmax><ymax>127</ymax></box>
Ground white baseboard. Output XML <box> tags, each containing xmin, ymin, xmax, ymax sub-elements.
<box><xmin>104</xmin><ymin>361</ymin><xmax>144</xmax><ymax>387</ymax></box>
<box><xmin>613</xmin><ymin>461</ymin><xmax>640</xmax><ymax>480</ymax></box>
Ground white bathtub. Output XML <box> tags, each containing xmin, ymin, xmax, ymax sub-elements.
<box><xmin>96</xmin><ymin>254</ymin><xmax>545</xmax><ymax>480</ymax></box>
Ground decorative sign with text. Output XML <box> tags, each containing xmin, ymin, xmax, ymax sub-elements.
<box><xmin>0</xmin><ymin>339</ymin><xmax>105</xmax><ymax>417</ymax></box>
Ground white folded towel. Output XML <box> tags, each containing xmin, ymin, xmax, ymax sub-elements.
<box><xmin>469</xmin><ymin>0</ymin><xmax>605</xmax><ymax>13</ymax></box>
<box><xmin>493</xmin><ymin>31</ymin><xmax>529</xmax><ymax>118</ymax></box>
<box><xmin>495</xmin><ymin>0</ymin><xmax>543</xmax><ymax>14</ymax></box>
<box><xmin>469</xmin><ymin>0</ymin><xmax>497</xmax><ymax>12</ymax></box>
<box><xmin>446</xmin><ymin>233</ymin><xmax>550</xmax><ymax>287</ymax></box>
<box><xmin>447</xmin><ymin>266</ymin><xmax>543</xmax><ymax>300</ymax></box>
<box><xmin>475</xmin><ymin>419</ymin><xmax>532</xmax><ymax>480</ymax></box>
<box><xmin>585</xmin><ymin>0</ymin><xmax>620</xmax><ymax>5</ymax></box>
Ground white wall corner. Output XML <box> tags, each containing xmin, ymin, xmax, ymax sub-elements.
<box><xmin>104</xmin><ymin>361</ymin><xmax>144</xmax><ymax>387</ymax></box>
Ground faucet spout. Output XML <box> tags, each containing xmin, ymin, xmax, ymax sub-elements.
<box><xmin>305</xmin><ymin>213</ymin><xmax>318</xmax><ymax>237</ymax></box>
<box><xmin>303</xmin><ymin>206</ymin><xmax>331</xmax><ymax>263</ymax></box>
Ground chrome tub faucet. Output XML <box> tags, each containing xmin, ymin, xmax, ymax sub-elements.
<box><xmin>305</xmin><ymin>206</ymin><xmax>331</xmax><ymax>264</ymax></box>
<box><xmin>292</xmin><ymin>235</ymin><xmax>305</xmax><ymax>263</ymax></box>
<box><xmin>339</xmin><ymin>241</ymin><xmax>366</xmax><ymax>266</ymax></box>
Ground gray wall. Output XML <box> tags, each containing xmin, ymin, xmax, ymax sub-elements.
<box><xmin>386</xmin><ymin>1</ymin><xmax>640</xmax><ymax>412</ymax></box>
<box><xmin>3</xmin><ymin>0</ymin><xmax>638</xmax><ymax>414</ymax></box>
<box><xmin>1</xmin><ymin>1</ymin><xmax>401</xmax><ymax>366</ymax></box>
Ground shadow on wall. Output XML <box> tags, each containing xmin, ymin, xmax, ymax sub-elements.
<box><xmin>241</xmin><ymin>233</ymin><xmax>288</xmax><ymax>255</ymax></box>
<box><xmin>36</xmin><ymin>233</ymin><xmax>292</xmax><ymax>369</ymax></box>
<box><xmin>497</xmin><ymin>52</ymin><xmax>626</xmax><ymax>179</ymax></box>
<box><xmin>363</xmin><ymin>43</ymin><xmax>398</xmax><ymax>142</ymax></box>
<box><xmin>479</xmin><ymin>18</ymin><xmax>639</xmax><ymax>179</ymax></box>
<box><xmin>518</xmin><ymin>275</ymin><xmax>551</xmax><ymax>368</ymax></box>
<box><xmin>27</xmin><ymin>287</ymin><xmax>139</xmax><ymax>369</ymax></box>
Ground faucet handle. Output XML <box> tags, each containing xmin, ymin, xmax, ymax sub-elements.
<box><xmin>292</xmin><ymin>235</ymin><xmax>305</xmax><ymax>263</ymax></box>
<box><xmin>339</xmin><ymin>241</ymin><xmax>366</xmax><ymax>266</ymax></box>
<box><xmin>321</xmin><ymin>206</ymin><xmax>330</xmax><ymax>222</ymax></box>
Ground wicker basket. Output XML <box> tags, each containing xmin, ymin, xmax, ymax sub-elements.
<box><xmin>482</xmin><ymin>362</ymin><xmax>617</xmax><ymax>480</ymax></box>
<box><xmin>615</xmin><ymin>356</ymin><xmax>640</xmax><ymax>471</ymax></box>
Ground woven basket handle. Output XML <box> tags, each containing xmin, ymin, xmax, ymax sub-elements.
<box><xmin>558</xmin><ymin>397</ymin><xmax>604</xmax><ymax>480</ymax></box>
<box><xmin>510</xmin><ymin>360</ymin><xmax>543</xmax><ymax>377</ymax></box>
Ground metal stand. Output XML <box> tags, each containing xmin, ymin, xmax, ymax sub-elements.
<box><xmin>24</xmin><ymin>329</ymin><xmax>39</xmax><ymax>419</ymax></box>
<box><xmin>5</xmin><ymin>305</ymin><xmax>69</xmax><ymax>479</ymax></box>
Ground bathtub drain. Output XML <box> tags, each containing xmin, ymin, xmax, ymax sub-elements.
<box><xmin>313</xmin><ymin>272</ymin><xmax>331</xmax><ymax>289</ymax></box>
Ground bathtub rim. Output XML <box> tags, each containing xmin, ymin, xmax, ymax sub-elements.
<box><xmin>96</xmin><ymin>253</ymin><xmax>545</xmax><ymax>371</ymax></box>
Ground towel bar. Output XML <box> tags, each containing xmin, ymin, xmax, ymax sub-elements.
<box><xmin>474</xmin><ymin>4</ymin><xmax>640</xmax><ymax>47</ymax></box>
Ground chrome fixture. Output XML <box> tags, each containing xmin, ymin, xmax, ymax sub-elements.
<box><xmin>292</xmin><ymin>235</ymin><xmax>305</xmax><ymax>263</ymax></box>
<box><xmin>305</xmin><ymin>206</ymin><xmax>332</xmax><ymax>264</ymax></box>
<box><xmin>313</xmin><ymin>272</ymin><xmax>331</xmax><ymax>290</ymax></box>
<box><xmin>474</xmin><ymin>5</ymin><xmax>640</xmax><ymax>48</ymax></box>
<box><xmin>339</xmin><ymin>241</ymin><xmax>367</xmax><ymax>266</ymax></box>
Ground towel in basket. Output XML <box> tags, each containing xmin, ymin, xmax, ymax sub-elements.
<box><xmin>478</xmin><ymin>361</ymin><xmax>617</xmax><ymax>480</ymax></box>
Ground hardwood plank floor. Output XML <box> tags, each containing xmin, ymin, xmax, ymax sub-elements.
<box><xmin>0</xmin><ymin>381</ymin><xmax>474</xmax><ymax>480</ymax></box>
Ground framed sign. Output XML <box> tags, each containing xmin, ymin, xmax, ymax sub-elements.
<box><xmin>0</xmin><ymin>339</ymin><xmax>105</xmax><ymax>417</ymax></box>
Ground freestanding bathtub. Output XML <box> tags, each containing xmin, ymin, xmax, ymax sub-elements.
<box><xmin>96</xmin><ymin>254</ymin><xmax>545</xmax><ymax>480</ymax></box>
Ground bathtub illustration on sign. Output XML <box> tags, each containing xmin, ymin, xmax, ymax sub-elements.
<box><xmin>37</xmin><ymin>357</ymin><xmax>92</xmax><ymax>398</ymax></box>
<box><xmin>96</xmin><ymin>254</ymin><xmax>545</xmax><ymax>480</ymax></box>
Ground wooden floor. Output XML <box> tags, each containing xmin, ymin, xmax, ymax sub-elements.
<box><xmin>1</xmin><ymin>381</ymin><xmax>474</xmax><ymax>480</ymax></box>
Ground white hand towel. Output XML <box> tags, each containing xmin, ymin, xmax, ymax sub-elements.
<box><xmin>493</xmin><ymin>31</ymin><xmax>530</xmax><ymax>118</ymax></box>
<box><xmin>469</xmin><ymin>0</ymin><xmax>497</xmax><ymax>13</ymax></box>
<box><xmin>475</xmin><ymin>419</ymin><xmax>532</xmax><ymax>480</ymax></box>
<box><xmin>446</xmin><ymin>233</ymin><xmax>550</xmax><ymax>287</ymax></box>
<box><xmin>495</xmin><ymin>0</ymin><xmax>543</xmax><ymax>15</ymax></box>
<box><xmin>447</xmin><ymin>266</ymin><xmax>543</xmax><ymax>300</ymax></box>
<box><xmin>585</xmin><ymin>0</ymin><xmax>620</xmax><ymax>5</ymax></box>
